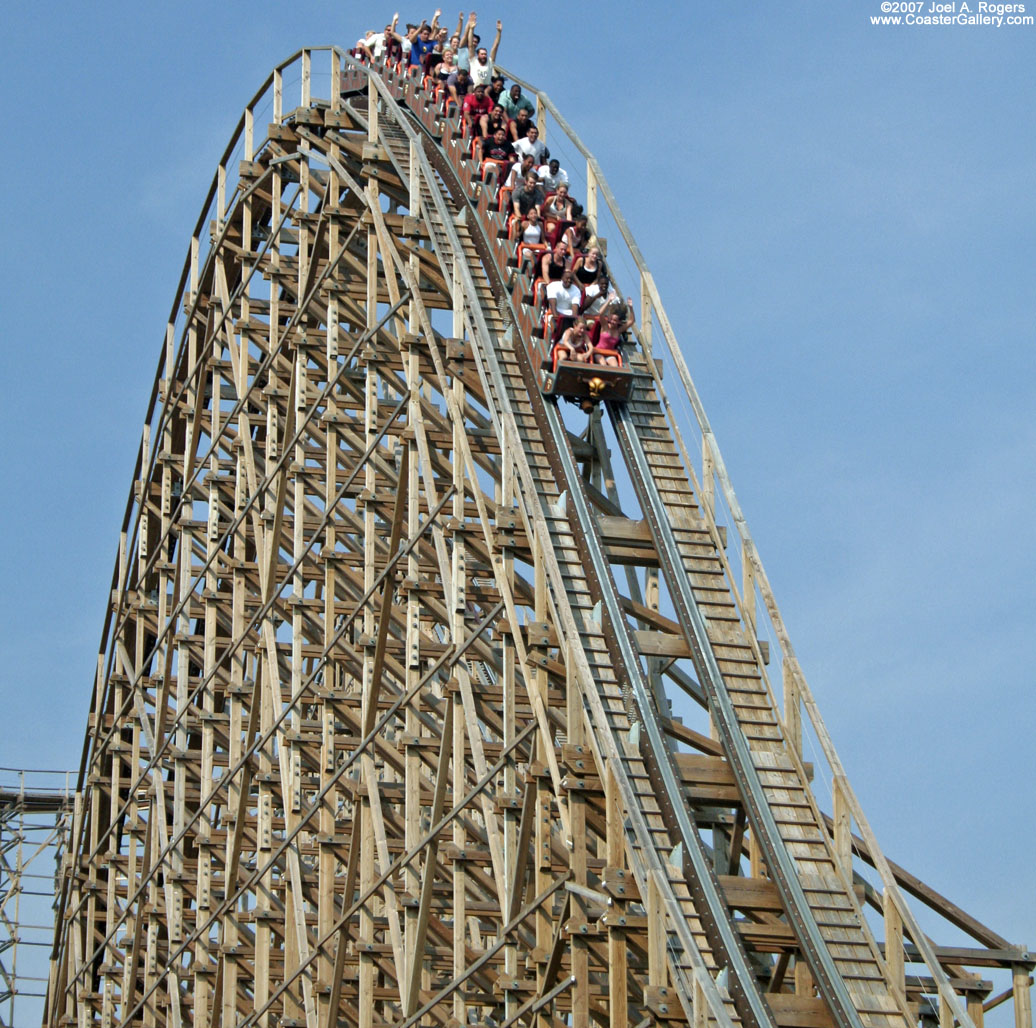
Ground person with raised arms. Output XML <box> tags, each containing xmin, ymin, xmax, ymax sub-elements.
<box><xmin>466</xmin><ymin>14</ymin><xmax>502</xmax><ymax>86</ymax></box>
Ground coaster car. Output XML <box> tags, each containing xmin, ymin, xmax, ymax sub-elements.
<box><xmin>540</xmin><ymin>353</ymin><xmax>634</xmax><ymax>411</ymax></box>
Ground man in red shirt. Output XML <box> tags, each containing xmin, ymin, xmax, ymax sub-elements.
<box><xmin>462</xmin><ymin>83</ymin><xmax>494</xmax><ymax>138</ymax></box>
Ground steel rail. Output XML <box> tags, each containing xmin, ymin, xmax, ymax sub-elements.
<box><xmin>534</xmin><ymin>385</ymin><xmax>778</xmax><ymax>1028</ymax></box>
<box><xmin>349</xmin><ymin>56</ymin><xmax>768</xmax><ymax>1028</ymax></box>
<box><xmin>339</xmin><ymin>52</ymin><xmax>754</xmax><ymax>1028</ymax></box>
<box><xmin>609</xmin><ymin>401</ymin><xmax>870</xmax><ymax>1028</ymax></box>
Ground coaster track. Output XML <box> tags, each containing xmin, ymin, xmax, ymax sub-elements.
<box><xmin>43</xmin><ymin>49</ymin><xmax>1031</xmax><ymax>1028</ymax></box>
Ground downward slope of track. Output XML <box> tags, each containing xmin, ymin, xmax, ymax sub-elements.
<box><xmin>610</xmin><ymin>358</ymin><xmax>910</xmax><ymax>1028</ymax></box>
<box><xmin>351</xmin><ymin>64</ymin><xmax>757</xmax><ymax>1028</ymax></box>
<box><xmin>346</xmin><ymin>54</ymin><xmax>912</xmax><ymax>1028</ymax></box>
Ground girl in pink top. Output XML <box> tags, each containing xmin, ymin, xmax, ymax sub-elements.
<box><xmin>593</xmin><ymin>298</ymin><xmax>635</xmax><ymax>368</ymax></box>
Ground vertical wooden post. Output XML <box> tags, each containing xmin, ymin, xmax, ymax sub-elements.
<box><xmin>533</xmin><ymin>543</ymin><xmax>552</xmax><ymax>1028</ymax></box>
<box><xmin>274</xmin><ymin>68</ymin><xmax>283</xmax><ymax>124</ymax></box>
<box><xmin>497</xmin><ymin>420</ymin><xmax>519</xmax><ymax>1025</ymax></box>
<box><xmin>741</xmin><ymin>537</ymin><xmax>756</xmax><ymax>633</ymax></box>
<box><xmin>194</xmin><ymin>471</ymin><xmax>218</xmax><ymax>1028</ymax></box>
<box><xmin>701</xmin><ymin>438</ymin><xmax>715</xmax><ymax>520</ymax></box>
<box><xmin>316</xmin><ymin>350</ymin><xmax>336</xmax><ymax>1026</ymax></box>
<box><xmin>567</xmin><ymin>648</ymin><xmax>588</xmax><ymax>1028</ymax></box>
<box><xmin>403</xmin><ymin>334</ymin><xmax>422</xmax><ymax>1013</ymax></box>
<box><xmin>189</xmin><ymin>232</ymin><xmax>200</xmax><ymax>307</ymax></box>
<box><xmin>358</xmin><ymin>158</ymin><xmax>380</xmax><ymax>1028</ymax></box>
<box><xmin>645</xmin><ymin>563</ymin><xmax>662</xmax><ymax>705</ymax></box>
<box><xmin>217</xmin><ymin>162</ymin><xmax>227</xmax><ymax>231</ymax></box>
<box><xmin>301</xmin><ymin>49</ymin><xmax>311</xmax><ymax>107</ymax></box>
<box><xmin>832</xmin><ymin>774</ymin><xmax>852</xmax><ymax>874</ymax></box>
<box><xmin>605</xmin><ymin>766</ymin><xmax>628</xmax><ymax>1028</ymax></box>
<box><xmin>409</xmin><ymin>140</ymin><xmax>422</xmax><ymax>221</ymax></box>
<box><xmin>749</xmin><ymin>829</ymin><xmax>764</xmax><ymax>879</ymax></box>
<box><xmin>283</xmin><ymin>887</ymin><xmax>302</xmax><ymax>1023</ymax></box>
<box><xmin>639</xmin><ymin>272</ymin><xmax>653</xmax><ymax>356</ymax></box>
<box><xmin>254</xmin><ymin>651</ymin><xmax>273</xmax><ymax>1028</ymax></box>
<box><xmin>968</xmin><ymin>992</ymin><xmax>986</xmax><ymax>1028</ymax></box>
<box><xmin>586</xmin><ymin>164</ymin><xmax>598</xmax><ymax>237</ymax></box>
<box><xmin>693</xmin><ymin>975</ymin><xmax>708</xmax><ymax>1028</ymax></box>
<box><xmin>102</xmin><ymin>709</ymin><xmax>119</xmax><ymax>1028</ymax></box>
<box><xmin>452</xmin><ymin>688</ymin><xmax>467</xmax><ymax>1027</ymax></box>
<box><xmin>450</xmin><ymin>250</ymin><xmax>468</xmax><ymax>1027</ymax></box>
<box><xmin>331</xmin><ymin>49</ymin><xmax>342</xmax><ymax>112</ymax></box>
<box><xmin>883</xmin><ymin>889</ymin><xmax>905</xmax><ymax>998</ymax></box>
<box><xmin>1014</xmin><ymin>967</ymin><xmax>1033</xmax><ymax>1028</ymax></box>
<box><xmin>647</xmin><ymin>874</ymin><xmax>668</xmax><ymax>989</ymax></box>
<box><xmin>795</xmin><ymin>960</ymin><xmax>814</xmax><ymax>998</ymax></box>
<box><xmin>784</xmin><ymin>656</ymin><xmax>802</xmax><ymax>757</ymax></box>
<box><xmin>143</xmin><ymin>817</ymin><xmax>158</xmax><ymax>1028</ymax></box>
<box><xmin>244</xmin><ymin>107</ymin><xmax>254</xmax><ymax>162</ymax></box>
<box><xmin>368</xmin><ymin>78</ymin><xmax>379</xmax><ymax>143</ymax></box>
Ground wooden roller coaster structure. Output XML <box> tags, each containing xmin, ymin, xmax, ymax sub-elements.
<box><xmin>43</xmin><ymin>48</ymin><xmax>1032</xmax><ymax>1028</ymax></box>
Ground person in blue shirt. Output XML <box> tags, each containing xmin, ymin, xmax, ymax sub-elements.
<box><xmin>408</xmin><ymin>22</ymin><xmax>438</xmax><ymax>68</ymax></box>
<box><xmin>400</xmin><ymin>10</ymin><xmax>447</xmax><ymax>68</ymax></box>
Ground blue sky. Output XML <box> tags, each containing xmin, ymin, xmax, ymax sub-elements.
<box><xmin>1</xmin><ymin>0</ymin><xmax>1032</xmax><ymax>988</ymax></box>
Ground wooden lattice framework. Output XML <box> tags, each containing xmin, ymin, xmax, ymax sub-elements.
<box><xmin>44</xmin><ymin>49</ymin><xmax>1032</xmax><ymax>1028</ymax></box>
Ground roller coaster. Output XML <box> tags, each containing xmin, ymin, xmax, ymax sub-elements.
<box><xmin>41</xmin><ymin>48</ymin><xmax>1032</xmax><ymax>1028</ymax></box>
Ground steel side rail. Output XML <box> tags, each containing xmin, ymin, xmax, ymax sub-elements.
<box><xmin>344</xmin><ymin>56</ymin><xmax>755</xmax><ymax>1028</ymax></box>
<box><xmin>610</xmin><ymin>401</ymin><xmax>871</xmax><ymax>1028</ymax></box>
<box><xmin>535</xmin><ymin>387</ymin><xmax>777</xmax><ymax>1028</ymax></box>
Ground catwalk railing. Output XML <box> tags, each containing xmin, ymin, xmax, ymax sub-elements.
<box><xmin>0</xmin><ymin>768</ymin><xmax>72</xmax><ymax>1028</ymax></box>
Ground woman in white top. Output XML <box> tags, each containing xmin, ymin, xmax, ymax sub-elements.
<box><xmin>541</xmin><ymin>182</ymin><xmax>574</xmax><ymax>247</ymax></box>
<box><xmin>553</xmin><ymin>316</ymin><xmax>592</xmax><ymax>366</ymax></box>
<box><xmin>516</xmin><ymin>207</ymin><xmax>548</xmax><ymax>266</ymax></box>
